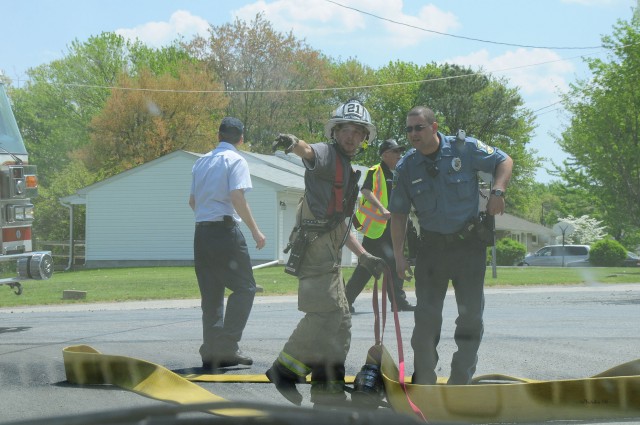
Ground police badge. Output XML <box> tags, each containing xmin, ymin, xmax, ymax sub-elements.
<box><xmin>452</xmin><ymin>157</ymin><xmax>462</xmax><ymax>172</ymax></box>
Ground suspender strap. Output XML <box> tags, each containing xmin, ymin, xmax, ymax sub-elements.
<box><xmin>326</xmin><ymin>152</ymin><xmax>345</xmax><ymax>216</ymax></box>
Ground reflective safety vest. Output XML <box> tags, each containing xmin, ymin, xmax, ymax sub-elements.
<box><xmin>354</xmin><ymin>163</ymin><xmax>388</xmax><ymax>239</ymax></box>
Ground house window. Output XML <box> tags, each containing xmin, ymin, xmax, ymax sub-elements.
<box><xmin>510</xmin><ymin>233</ymin><xmax>521</xmax><ymax>243</ymax></box>
<box><xmin>531</xmin><ymin>234</ymin><xmax>538</xmax><ymax>244</ymax></box>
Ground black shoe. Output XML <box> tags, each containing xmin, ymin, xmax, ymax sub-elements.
<box><xmin>397</xmin><ymin>303</ymin><xmax>415</xmax><ymax>312</ymax></box>
<box><xmin>266</xmin><ymin>365</ymin><xmax>303</xmax><ymax>406</ymax></box>
<box><xmin>220</xmin><ymin>350</ymin><xmax>253</xmax><ymax>367</ymax></box>
<box><xmin>349</xmin><ymin>304</ymin><xmax>355</xmax><ymax>314</ymax></box>
<box><xmin>311</xmin><ymin>391</ymin><xmax>349</xmax><ymax>409</ymax></box>
<box><xmin>203</xmin><ymin>350</ymin><xmax>253</xmax><ymax>369</ymax></box>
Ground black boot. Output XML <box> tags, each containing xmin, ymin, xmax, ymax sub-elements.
<box><xmin>310</xmin><ymin>383</ymin><xmax>349</xmax><ymax>409</ymax></box>
<box><xmin>266</xmin><ymin>362</ymin><xmax>304</xmax><ymax>406</ymax></box>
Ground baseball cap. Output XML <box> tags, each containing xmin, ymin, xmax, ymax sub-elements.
<box><xmin>378</xmin><ymin>139</ymin><xmax>406</xmax><ymax>155</ymax></box>
<box><xmin>219</xmin><ymin>117</ymin><xmax>244</xmax><ymax>134</ymax></box>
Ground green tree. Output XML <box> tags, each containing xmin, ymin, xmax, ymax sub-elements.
<box><xmin>362</xmin><ymin>61</ymin><xmax>430</xmax><ymax>165</ymax></box>
<box><xmin>415</xmin><ymin>63</ymin><xmax>540</xmax><ymax>214</ymax></box>
<box><xmin>12</xmin><ymin>32</ymin><xmax>194</xmax><ymax>185</ymax></box>
<box><xmin>34</xmin><ymin>160</ymin><xmax>96</xmax><ymax>243</ymax></box>
<box><xmin>494</xmin><ymin>238</ymin><xmax>527</xmax><ymax>266</ymax></box>
<box><xmin>12</xmin><ymin>32</ymin><xmax>197</xmax><ymax>241</ymax></box>
<box><xmin>558</xmin><ymin>14</ymin><xmax>640</xmax><ymax>237</ymax></box>
<box><xmin>81</xmin><ymin>65</ymin><xmax>227</xmax><ymax>177</ymax></box>
<box><xmin>589</xmin><ymin>239</ymin><xmax>627</xmax><ymax>266</ymax></box>
<box><xmin>187</xmin><ymin>13</ymin><xmax>334</xmax><ymax>151</ymax></box>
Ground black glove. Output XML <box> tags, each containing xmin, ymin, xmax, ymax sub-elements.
<box><xmin>358</xmin><ymin>252</ymin><xmax>386</xmax><ymax>279</ymax></box>
<box><xmin>272</xmin><ymin>133</ymin><xmax>299</xmax><ymax>153</ymax></box>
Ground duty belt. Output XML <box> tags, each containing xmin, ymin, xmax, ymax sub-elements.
<box><xmin>420</xmin><ymin>229</ymin><xmax>466</xmax><ymax>244</ymax></box>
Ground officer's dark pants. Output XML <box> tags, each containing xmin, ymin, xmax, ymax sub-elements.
<box><xmin>411</xmin><ymin>231</ymin><xmax>486</xmax><ymax>385</ymax></box>
<box><xmin>194</xmin><ymin>222</ymin><xmax>257</xmax><ymax>362</ymax></box>
<box><xmin>345</xmin><ymin>233</ymin><xmax>409</xmax><ymax>307</ymax></box>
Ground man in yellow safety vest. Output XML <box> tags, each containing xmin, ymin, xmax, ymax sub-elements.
<box><xmin>345</xmin><ymin>139</ymin><xmax>415</xmax><ymax>312</ymax></box>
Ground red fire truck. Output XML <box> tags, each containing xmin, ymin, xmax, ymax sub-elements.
<box><xmin>0</xmin><ymin>82</ymin><xmax>53</xmax><ymax>295</ymax></box>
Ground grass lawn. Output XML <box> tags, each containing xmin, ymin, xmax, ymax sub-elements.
<box><xmin>0</xmin><ymin>265</ymin><xmax>639</xmax><ymax>308</ymax></box>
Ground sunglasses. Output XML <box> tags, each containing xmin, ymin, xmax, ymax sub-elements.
<box><xmin>405</xmin><ymin>124</ymin><xmax>429</xmax><ymax>133</ymax></box>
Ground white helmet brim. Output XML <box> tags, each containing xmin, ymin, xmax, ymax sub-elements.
<box><xmin>324</xmin><ymin>119</ymin><xmax>377</xmax><ymax>142</ymax></box>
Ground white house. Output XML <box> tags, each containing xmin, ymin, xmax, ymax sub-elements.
<box><xmin>60</xmin><ymin>149</ymin><xmax>554</xmax><ymax>268</ymax></box>
<box><xmin>495</xmin><ymin>213</ymin><xmax>557</xmax><ymax>253</ymax></box>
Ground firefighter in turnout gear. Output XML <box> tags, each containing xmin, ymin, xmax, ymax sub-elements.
<box><xmin>345</xmin><ymin>139</ymin><xmax>415</xmax><ymax>313</ymax></box>
<box><xmin>269</xmin><ymin>99</ymin><xmax>386</xmax><ymax>408</ymax></box>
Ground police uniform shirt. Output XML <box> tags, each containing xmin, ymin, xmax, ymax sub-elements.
<box><xmin>389</xmin><ymin>132</ymin><xmax>508</xmax><ymax>234</ymax></box>
<box><xmin>302</xmin><ymin>143</ymin><xmax>354</xmax><ymax>220</ymax></box>
<box><xmin>190</xmin><ymin>142</ymin><xmax>252</xmax><ymax>223</ymax></box>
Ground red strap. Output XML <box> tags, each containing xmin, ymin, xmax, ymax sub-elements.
<box><xmin>327</xmin><ymin>153</ymin><xmax>344</xmax><ymax>216</ymax></box>
<box><xmin>373</xmin><ymin>268</ymin><xmax>427</xmax><ymax>422</ymax></box>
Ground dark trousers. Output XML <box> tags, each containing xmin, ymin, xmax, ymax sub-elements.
<box><xmin>194</xmin><ymin>223</ymin><xmax>256</xmax><ymax>361</ymax></box>
<box><xmin>411</xmin><ymin>232</ymin><xmax>486</xmax><ymax>385</ymax></box>
<box><xmin>345</xmin><ymin>233</ymin><xmax>409</xmax><ymax>307</ymax></box>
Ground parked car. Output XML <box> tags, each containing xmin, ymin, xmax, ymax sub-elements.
<box><xmin>519</xmin><ymin>245</ymin><xmax>590</xmax><ymax>267</ymax></box>
<box><xmin>623</xmin><ymin>251</ymin><xmax>640</xmax><ymax>267</ymax></box>
<box><xmin>567</xmin><ymin>251</ymin><xmax>640</xmax><ymax>267</ymax></box>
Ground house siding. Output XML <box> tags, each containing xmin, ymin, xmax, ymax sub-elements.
<box><xmin>85</xmin><ymin>153</ymin><xmax>196</xmax><ymax>265</ymax></box>
<box><xmin>83</xmin><ymin>151</ymin><xmax>286</xmax><ymax>268</ymax></box>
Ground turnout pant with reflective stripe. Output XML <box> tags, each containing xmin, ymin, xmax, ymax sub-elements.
<box><xmin>276</xmin><ymin>213</ymin><xmax>351</xmax><ymax>394</ymax></box>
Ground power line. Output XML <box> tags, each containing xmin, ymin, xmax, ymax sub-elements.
<box><xmin>57</xmin><ymin>51</ymin><xmax>601</xmax><ymax>95</ymax></box>
<box><xmin>533</xmin><ymin>101</ymin><xmax>563</xmax><ymax>113</ymax></box>
<box><xmin>324</xmin><ymin>0</ymin><xmax>604</xmax><ymax>50</ymax></box>
<box><xmin>536</xmin><ymin>107</ymin><xmax>564</xmax><ymax>117</ymax></box>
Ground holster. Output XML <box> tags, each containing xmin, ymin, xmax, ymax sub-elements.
<box><xmin>479</xmin><ymin>212</ymin><xmax>495</xmax><ymax>246</ymax></box>
<box><xmin>464</xmin><ymin>212</ymin><xmax>495</xmax><ymax>246</ymax></box>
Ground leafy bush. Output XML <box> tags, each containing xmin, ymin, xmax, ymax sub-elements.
<box><xmin>588</xmin><ymin>239</ymin><xmax>626</xmax><ymax>266</ymax></box>
<box><xmin>491</xmin><ymin>238</ymin><xmax>527</xmax><ymax>266</ymax></box>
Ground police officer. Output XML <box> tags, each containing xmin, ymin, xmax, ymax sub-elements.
<box><xmin>345</xmin><ymin>139</ymin><xmax>415</xmax><ymax>312</ymax></box>
<box><xmin>389</xmin><ymin>106</ymin><xmax>513</xmax><ymax>385</ymax></box>
<box><xmin>268</xmin><ymin>99</ymin><xmax>386</xmax><ymax>408</ymax></box>
<box><xmin>189</xmin><ymin>117</ymin><xmax>266</xmax><ymax>370</ymax></box>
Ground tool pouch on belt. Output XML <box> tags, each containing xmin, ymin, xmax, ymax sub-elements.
<box><xmin>284</xmin><ymin>227</ymin><xmax>308</xmax><ymax>276</ymax></box>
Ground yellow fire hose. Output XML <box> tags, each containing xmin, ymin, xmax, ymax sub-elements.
<box><xmin>63</xmin><ymin>344</ymin><xmax>640</xmax><ymax>423</ymax></box>
<box><xmin>380</xmin><ymin>345</ymin><xmax>640</xmax><ymax>423</ymax></box>
<box><xmin>62</xmin><ymin>345</ymin><xmax>266</xmax><ymax>417</ymax></box>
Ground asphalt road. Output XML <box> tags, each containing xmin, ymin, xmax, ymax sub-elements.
<box><xmin>1</xmin><ymin>283</ymin><xmax>639</xmax><ymax>424</ymax></box>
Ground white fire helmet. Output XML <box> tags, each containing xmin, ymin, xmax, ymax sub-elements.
<box><xmin>324</xmin><ymin>98</ymin><xmax>377</xmax><ymax>142</ymax></box>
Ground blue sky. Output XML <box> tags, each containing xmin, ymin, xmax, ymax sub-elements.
<box><xmin>1</xmin><ymin>0</ymin><xmax>637</xmax><ymax>182</ymax></box>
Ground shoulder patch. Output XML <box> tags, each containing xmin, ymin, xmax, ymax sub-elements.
<box><xmin>476</xmin><ymin>140</ymin><xmax>495</xmax><ymax>154</ymax></box>
<box><xmin>392</xmin><ymin>170</ymin><xmax>400</xmax><ymax>190</ymax></box>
